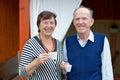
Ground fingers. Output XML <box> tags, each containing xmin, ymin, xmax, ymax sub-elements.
<box><xmin>38</xmin><ymin>53</ymin><xmax>50</xmax><ymax>64</ymax></box>
<box><xmin>60</xmin><ymin>61</ymin><xmax>69</xmax><ymax>70</ymax></box>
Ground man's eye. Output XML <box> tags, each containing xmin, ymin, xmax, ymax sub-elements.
<box><xmin>82</xmin><ymin>17</ymin><xmax>87</xmax><ymax>20</ymax></box>
<box><xmin>74</xmin><ymin>18</ymin><xmax>80</xmax><ymax>21</ymax></box>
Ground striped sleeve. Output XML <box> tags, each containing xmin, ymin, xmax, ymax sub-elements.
<box><xmin>18</xmin><ymin>40</ymin><xmax>34</xmax><ymax>77</ymax></box>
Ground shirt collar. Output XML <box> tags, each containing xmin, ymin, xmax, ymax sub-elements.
<box><xmin>77</xmin><ymin>31</ymin><xmax>94</xmax><ymax>42</ymax></box>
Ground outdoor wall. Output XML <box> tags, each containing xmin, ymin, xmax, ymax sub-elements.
<box><xmin>0</xmin><ymin>0</ymin><xmax>19</xmax><ymax>62</ymax></box>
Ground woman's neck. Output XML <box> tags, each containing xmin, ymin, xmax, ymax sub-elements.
<box><xmin>38</xmin><ymin>33</ymin><xmax>55</xmax><ymax>52</ymax></box>
<box><xmin>39</xmin><ymin>33</ymin><xmax>52</xmax><ymax>41</ymax></box>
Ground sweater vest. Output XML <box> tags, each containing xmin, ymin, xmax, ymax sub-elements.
<box><xmin>66</xmin><ymin>32</ymin><xmax>105</xmax><ymax>80</ymax></box>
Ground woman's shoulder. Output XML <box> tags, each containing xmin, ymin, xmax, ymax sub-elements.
<box><xmin>24</xmin><ymin>36</ymin><xmax>38</xmax><ymax>44</ymax></box>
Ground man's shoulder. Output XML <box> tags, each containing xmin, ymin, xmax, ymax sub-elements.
<box><xmin>65</xmin><ymin>34</ymin><xmax>77</xmax><ymax>42</ymax></box>
<box><xmin>66</xmin><ymin>34</ymin><xmax>76</xmax><ymax>38</ymax></box>
<box><xmin>93</xmin><ymin>32</ymin><xmax>106</xmax><ymax>37</ymax></box>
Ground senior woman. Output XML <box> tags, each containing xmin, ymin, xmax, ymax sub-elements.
<box><xmin>19</xmin><ymin>11</ymin><xmax>66</xmax><ymax>80</ymax></box>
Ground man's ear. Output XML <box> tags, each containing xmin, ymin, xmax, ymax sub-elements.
<box><xmin>90</xmin><ymin>18</ymin><xmax>94</xmax><ymax>27</ymax></box>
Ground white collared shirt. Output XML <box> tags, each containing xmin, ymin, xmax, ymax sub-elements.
<box><xmin>63</xmin><ymin>31</ymin><xmax>113</xmax><ymax>80</ymax></box>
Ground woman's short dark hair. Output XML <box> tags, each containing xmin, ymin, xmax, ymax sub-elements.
<box><xmin>37</xmin><ymin>11</ymin><xmax>57</xmax><ymax>32</ymax></box>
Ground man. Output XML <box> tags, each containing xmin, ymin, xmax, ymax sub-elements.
<box><xmin>63</xmin><ymin>6</ymin><xmax>113</xmax><ymax>80</ymax></box>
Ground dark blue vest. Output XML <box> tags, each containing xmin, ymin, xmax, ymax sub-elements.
<box><xmin>66</xmin><ymin>32</ymin><xmax>105</xmax><ymax>80</ymax></box>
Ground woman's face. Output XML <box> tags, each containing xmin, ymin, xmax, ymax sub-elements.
<box><xmin>39</xmin><ymin>17</ymin><xmax>56</xmax><ymax>37</ymax></box>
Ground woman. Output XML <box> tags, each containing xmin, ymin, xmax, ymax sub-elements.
<box><xmin>19</xmin><ymin>11</ymin><xmax>65</xmax><ymax>80</ymax></box>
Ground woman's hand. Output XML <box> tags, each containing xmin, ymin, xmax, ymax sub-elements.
<box><xmin>25</xmin><ymin>53</ymin><xmax>50</xmax><ymax>75</ymax></box>
<box><xmin>38</xmin><ymin>53</ymin><xmax>50</xmax><ymax>64</ymax></box>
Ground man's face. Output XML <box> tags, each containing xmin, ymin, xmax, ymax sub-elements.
<box><xmin>73</xmin><ymin>8</ymin><xmax>94</xmax><ymax>34</ymax></box>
